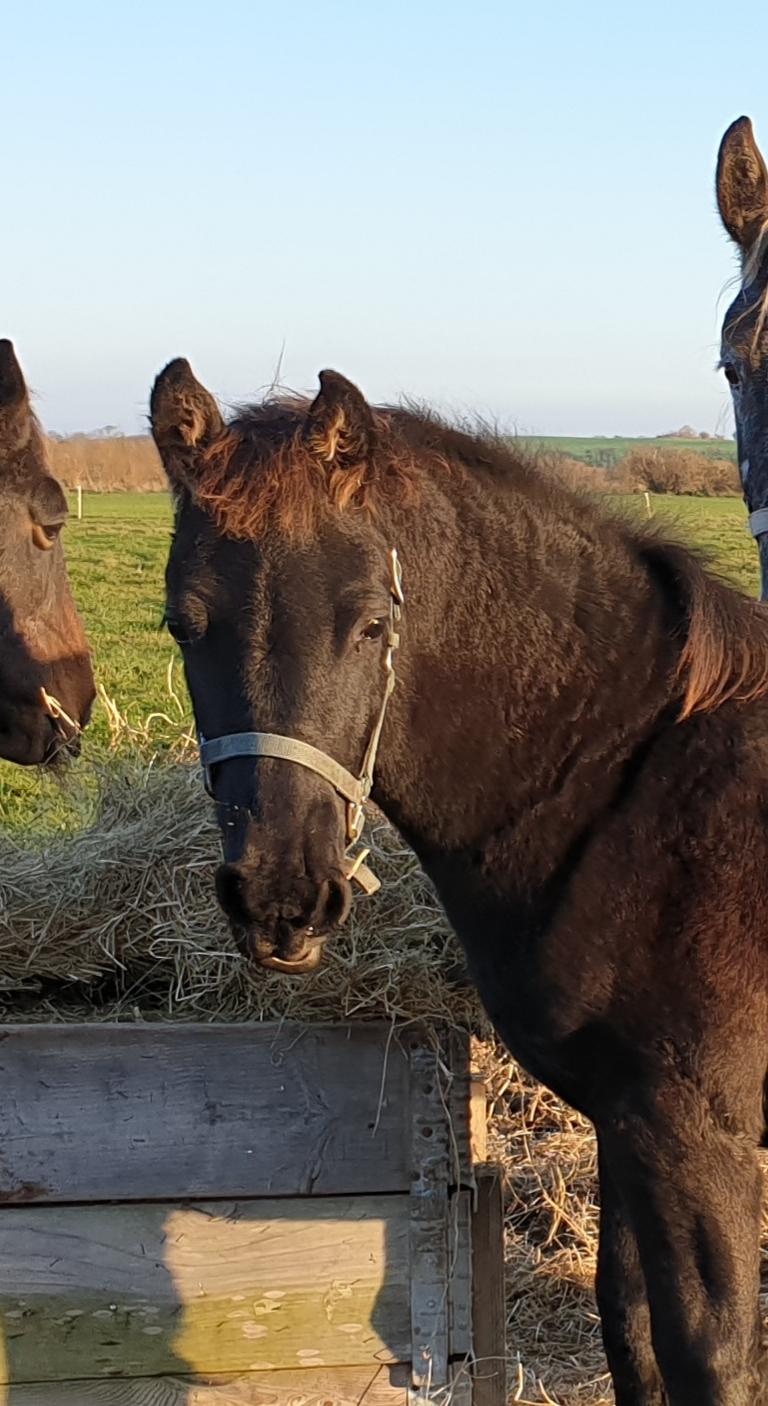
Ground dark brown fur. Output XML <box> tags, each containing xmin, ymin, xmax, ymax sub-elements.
<box><xmin>153</xmin><ymin>359</ymin><xmax>768</xmax><ymax>1405</ymax></box>
<box><xmin>176</xmin><ymin>382</ymin><xmax>768</xmax><ymax>726</ymax></box>
<box><xmin>0</xmin><ymin>341</ymin><xmax>94</xmax><ymax>764</ymax></box>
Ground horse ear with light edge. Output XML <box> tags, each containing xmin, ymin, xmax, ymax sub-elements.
<box><xmin>150</xmin><ymin>358</ymin><xmax>224</xmax><ymax>479</ymax></box>
<box><xmin>305</xmin><ymin>369</ymin><xmax>375</xmax><ymax>470</ymax></box>
<box><xmin>0</xmin><ymin>339</ymin><xmax>33</xmax><ymax>455</ymax></box>
<box><xmin>717</xmin><ymin>116</ymin><xmax>768</xmax><ymax>256</ymax></box>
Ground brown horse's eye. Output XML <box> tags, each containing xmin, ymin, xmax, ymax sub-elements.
<box><xmin>31</xmin><ymin>520</ymin><xmax>63</xmax><ymax>552</ymax></box>
<box><xmin>165</xmin><ymin>615</ymin><xmax>195</xmax><ymax>646</ymax></box>
<box><xmin>724</xmin><ymin>364</ymin><xmax>740</xmax><ymax>388</ymax></box>
<box><xmin>361</xmin><ymin>618</ymin><xmax>385</xmax><ymax>642</ymax></box>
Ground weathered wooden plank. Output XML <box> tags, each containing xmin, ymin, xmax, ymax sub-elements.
<box><xmin>0</xmin><ymin>1196</ymin><xmax>411</xmax><ymax>1383</ymax></box>
<box><xmin>408</xmin><ymin>1043</ymin><xmax>450</xmax><ymax>1391</ymax></box>
<box><xmin>0</xmin><ymin>1024</ymin><xmax>412</xmax><ymax>1202</ymax></box>
<box><xmin>470</xmin><ymin>1167</ymin><xmax>507</xmax><ymax>1406</ymax></box>
<box><xmin>9</xmin><ymin>1365</ymin><xmax>409</xmax><ymax>1405</ymax></box>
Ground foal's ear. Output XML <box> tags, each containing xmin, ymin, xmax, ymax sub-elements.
<box><xmin>0</xmin><ymin>339</ymin><xmax>34</xmax><ymax>454</ymax></box>
<box><xmin>717</xmin><ymin>117</ymin><xmax>768</xmax><ymax>255</ymax></box>
<box><xmin>150</xmin><ymin>359</ymin><xmax>224</xmax><ymax>475</ymax></box>
<box><xmin>305</xmin><ymin>370</ymin><xmax>375</xmax><ymax>468</ymax></box>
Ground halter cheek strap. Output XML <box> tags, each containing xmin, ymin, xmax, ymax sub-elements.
<box><xmin>198</xmin><ymin>547</ymin><xmax>404</xmax><ymax>898</ymax></box>
<box><xmin>748</xmin><ymin>508</ymin><xmax>768</xmax><ymax>539</ymax></box>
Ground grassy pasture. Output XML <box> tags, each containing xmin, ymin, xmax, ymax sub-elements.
<box><xmin>521</xmin><ymin>434</ymin><xmax>737</xmax><ymax>467</ymax></box>
<box><xmin>0</xmin><ymin>491</ymin><xmax>758</xmax><ymax>834</ymax></box>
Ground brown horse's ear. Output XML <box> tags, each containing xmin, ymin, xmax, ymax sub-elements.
<box><xmin>717</xmin><ymin>117</ymin><xmax>768</xmax><ymax>256</ymax></box>
<box><xmin>150</xmin><ymin>358</ymin><xmax>224</xmax><ymax>479</ymax></box>
<box><xmin>0</xmin><ymin>339</ymin><xmax>34</xmax><ymax>454</ymax></box>
<box><xmin>305</xmin><ymin>370</ymin><xmax>375</xmax><ymax>469</ymax></box>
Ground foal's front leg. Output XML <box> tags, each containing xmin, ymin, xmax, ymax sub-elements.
<box><xmin>601</xmin><ymin>1098</ymin><xmax>766</xmax><ymax>1406</ymax></box>
<box><xmin>596</xmin><ymin>1145</ymin><xmax>666</xmax><ymax>1406</ymax></box>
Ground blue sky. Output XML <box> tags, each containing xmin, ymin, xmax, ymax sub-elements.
<box><xmin>2</xmin><ymin>0</ymin><xmax>766</xmax><ymax>436</ymax></box>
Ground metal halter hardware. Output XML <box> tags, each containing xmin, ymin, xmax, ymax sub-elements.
<box><xmin>198</xmin><ymin>548</ymin><xmax>404</xmax><ymax>897</ymax></box>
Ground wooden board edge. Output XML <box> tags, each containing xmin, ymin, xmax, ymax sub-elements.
<box><xmin>7</xmin><ymin>1364</ymin><xmax>410</xmax><ymax>1405</ymax></box>
<box><xmin>470</xmin><ymin>1165</ymin><xmax>507</xmax><ymax>1406</ymax></box>
<box><xmin>469</xmin><ymin>1075</ymin><xmax>488</xmax><ymax>1166</ymax></box>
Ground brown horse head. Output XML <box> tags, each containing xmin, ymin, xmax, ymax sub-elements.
<box><xmin>716</xmin><ymin>117</ymin><xmax>768</xmax><ymax>597</ymax></box>
<box><xmin>151</xmin><ymin>359</ymin><xmax>407</xmax><ymax>971</ymax></box>
<box><xmin>0</xmin><ymin>341</ymin><xmax>95</xmax><ymax>764</ymax></box>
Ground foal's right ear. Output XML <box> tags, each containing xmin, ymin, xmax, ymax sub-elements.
<box><xmin>0</xmin><ymin>339</ymin><xmax>34</xmax><ymax>454</ymax></box>
<box><xmin>150</xmin><ymin>359</ymin><xmax>224</xmax><ymax>477</ymax></box>
<box><xmin>717</xmin><ymin>117</ymin><xmax>768</xmax><ymax>257</ymax></box>
<box><xmin>305</xmin><ymin>370</ymin><xmax>375</xmax><ymax>469</ymax></box>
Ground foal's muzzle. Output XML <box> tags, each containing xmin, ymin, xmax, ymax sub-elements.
<box><xmin>215</xmin><ymin>861</ymin><xmax>352</xmax><ymax>973</ymax></box>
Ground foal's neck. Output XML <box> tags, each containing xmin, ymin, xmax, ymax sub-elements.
<box><xmin>374</xmin><ymin>473</ymin><xmax>679</xmax><ymax>885</ymax></box>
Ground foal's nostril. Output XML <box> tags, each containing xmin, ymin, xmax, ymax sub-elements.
<box><xmin>323</xmin><ymin>876</ymin><xmax>352</xmax><ymax>930</ymax></box>
<box><xmin>215</xmin><ymin>863</ymin><xmax>253</xmax><ymax>927</ymax></box>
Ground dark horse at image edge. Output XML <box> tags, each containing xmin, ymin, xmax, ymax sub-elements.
<box><xmin>717</xmin><ymin>115</ymin><xmax>768</xmax><ymax>602</ymax></box>
<box><xmin>0</xmin><ymin>339</ymin><xmax>94</xmax><ymax>764</ymax></box>
<box><xmin>152</xmin><ymin>357</ymin><xmax>768</xmax><ymax>1406</ymax></box>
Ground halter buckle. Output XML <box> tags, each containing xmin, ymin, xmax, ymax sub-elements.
<box><xmin>347</xmin><ymin>799</ymin><xmax>366</xmax><ymax>845</ymax></box>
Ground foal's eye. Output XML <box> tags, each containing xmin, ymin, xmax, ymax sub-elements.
<box><xmin>31</xmin><ymin>520</ymin><xmax>63</xmax><ymax>552</ymax></box>
<box><xmin>360</xmin><ymin>618</ymin><xmax>385</xmax><ymax>642</ymax></box>
<box><xmin>165</xmin><ymin>616</ymin><xmax>195</xmax><ymax>646</ymax></box>
<box><xmin>724</xmin><ymin>364</ymin><xmax>740</xmax><ymax>388</ymax></box>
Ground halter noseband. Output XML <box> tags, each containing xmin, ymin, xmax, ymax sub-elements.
<box><xmin>198</xmin><ymin>548</ymin><xmax>404</xmax><ymax>898</ymax></box>
<box><xmin>748</xmin><ymin>508</ymin><xmax>768</xmax><ymax>540</ymax></box>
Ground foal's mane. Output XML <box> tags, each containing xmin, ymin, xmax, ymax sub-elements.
<box><xmin>193</xmin><ymin>395</ymin><xmax>768</xmax><ymax>723</ymax></box>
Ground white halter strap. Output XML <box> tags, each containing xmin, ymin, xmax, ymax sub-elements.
<box><xmin>748</xmin><ymin>508</ymin><xmax>768</xmax><ymax>539</ymax></box>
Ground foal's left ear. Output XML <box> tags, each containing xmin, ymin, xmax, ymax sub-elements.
<box><xmin>150</xmin><ymin>358</ymin><xmax>224</xmax><ymax>479</ymax></box>
<box><xmin>305</xmin><ymin>370</ymin><xmax>375</xmax><ymax>468</ymax></box>
<box><xmin>717</xmin><ymin>116</ymin><xmax>768</xmax><ymax>255</ymax></box>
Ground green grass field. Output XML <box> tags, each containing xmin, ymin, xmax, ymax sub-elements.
<box><xmin>0</xmin><ymin>491</ymin><xmax>759</xmax><ymax>834</ymax></box>
<box><xmin>521</xmin><ymin>435</ymin><xmax>737</xmax><ymax>468</ymax></box>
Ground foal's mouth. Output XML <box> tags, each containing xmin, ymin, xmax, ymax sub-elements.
<box><xmin>259</xmin><ymin>940</ymin><xmax>326</xmax><ymax>975</ymax></box>
<box><xmin>216</xmin><ymin>863</ymin><xmax>352</xmax><ymax>976</ymax></box>
<box><xmin>39</xmin><ymin>688</ymin><xmax>83</xmax><ymax>766</ymax></box>
<box><xmin>232</xmin><ymin>923</ymin><xmax>329</xmax><ymax>975</ymax></box>
<box><xmin>42</xmin><ymin>717</ymin><xmax>82</xmax><ymax>766</ymax></box>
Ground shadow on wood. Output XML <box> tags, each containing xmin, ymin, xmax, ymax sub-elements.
<box><xmin>0</xmin><ymin>1023</ymin><xmax>502</xmax><ymax>1403</ymax></box>
<box><xmin>0</xmin><ymin>1199</ymin><xmax>407</xmax><ymax>1403</ymax></box>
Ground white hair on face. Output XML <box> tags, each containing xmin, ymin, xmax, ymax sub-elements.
<box><xmin>730</xmin><ymin>219</ymin><xmax>768</xmax><ymax>355</ymax></box>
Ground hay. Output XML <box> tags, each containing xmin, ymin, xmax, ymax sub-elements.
<box><xmin>0</xmin><ymin>757</ymin><xmax>479</xmax><ymax>1028</ymax></box>
<box><xmin>4</xmin><ymin>748</ymin><xmax>763</xmax><ymax>1405</ymax></box>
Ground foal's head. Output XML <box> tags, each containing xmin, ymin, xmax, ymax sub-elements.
<box><xmin>0</xmin><ymin>341</ymin><xmax>94</xmax><ymax>765</ymax></box>
<box><xmin>716</xmin><ymin>117</ymin><xmax>768</xmax><ymax>597</ymax></box>
<box><xmin>152</xmin><ymin>359</ymin><xmax>406</xmax><ymax>971</ymax></box>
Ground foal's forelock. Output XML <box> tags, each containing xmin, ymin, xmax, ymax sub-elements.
<box><xmin>189</xmin><ymin>402</ymin><xmax>413</xmax><ymax>545</ymax></box>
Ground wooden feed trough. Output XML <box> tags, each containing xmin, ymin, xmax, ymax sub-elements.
<box><xmin>0</xmin><ymin>1022</ymin><xmax>506</xmax><ymax>1404</ymax></box>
